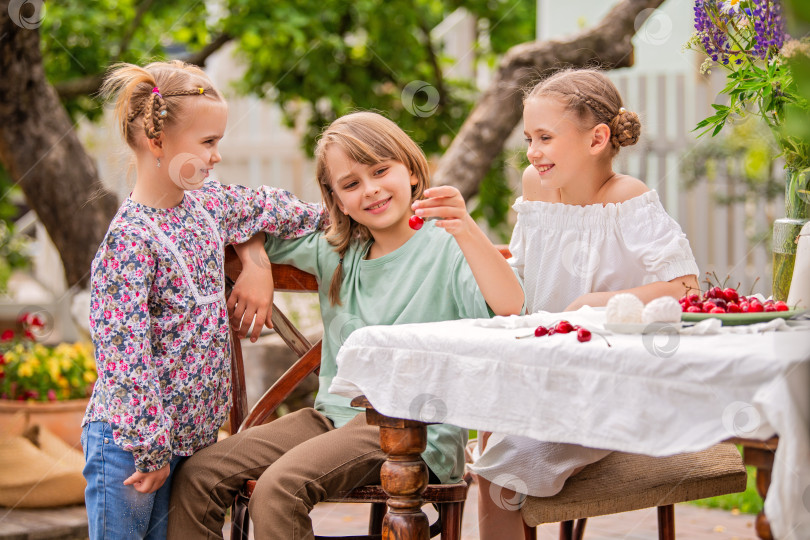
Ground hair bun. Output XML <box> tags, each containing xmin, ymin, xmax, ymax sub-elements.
<box><xmin>608</xmin><ymin>108</ymin><xmax>641</xmax><ymax>149</ymax></box>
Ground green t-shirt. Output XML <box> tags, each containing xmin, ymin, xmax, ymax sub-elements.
<box><xmin>264</xmin><ymin>221</ymin><xmax>495</xmax><ymax>483</ymax></box>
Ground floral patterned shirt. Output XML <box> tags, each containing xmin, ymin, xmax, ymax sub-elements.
<box><xmin>83</xmin><ymin>179</ymin><xmax>323</xmax><ymax>472</ymax></box>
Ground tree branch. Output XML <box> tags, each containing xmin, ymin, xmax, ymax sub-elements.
<box><xmin>54</xmin><ymin>33</ymin><xmax>234</xmax><ymax>100</ymax></box>
<box><xmin>434</xmin><ymin>0</ymin><xmax>668</xmax><ymax>199</ymax></box>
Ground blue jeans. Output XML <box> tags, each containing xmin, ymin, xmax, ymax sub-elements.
<box><xmin>82</xmin><ymin>421</ymin><xmax>185</xmax><ymax>540</ymax></box>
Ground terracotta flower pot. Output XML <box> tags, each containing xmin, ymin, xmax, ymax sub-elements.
<box><xmin>0</xmin><ymin>398</ymin><xmax>89</xmax><ymax>449</ymax></box>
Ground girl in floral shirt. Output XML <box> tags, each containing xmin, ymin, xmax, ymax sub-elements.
<box><xmin>81</xmin><ymin>60</ymin><xmax>323</xmax><ymax>540</ymax></box>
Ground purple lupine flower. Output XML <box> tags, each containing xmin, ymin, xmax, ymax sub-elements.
<box><xmin>694</xmin><ymin>0</ymin><xmax>787</xmax><ymax>62</ymax></box>
<box><xmin>694</xmin><ymin>0</ymin><xmax>730</xmax><ymax>64</ymax></box>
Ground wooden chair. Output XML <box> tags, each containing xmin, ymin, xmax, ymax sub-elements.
<box><xmin>520</xmin><ymin>443</ymin><xmax>748</xmax><ymax>540</ymax></box>
<box><xmin>224</xmin><ymin>248</ymin><xmax>469</xmax><ymax>540</ymax></box>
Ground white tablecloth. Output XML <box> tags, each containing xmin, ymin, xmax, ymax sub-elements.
<box><xmin>331</xmin><ymin>309</ymin><xmax>810</xmax><ymax>540</ymax></box>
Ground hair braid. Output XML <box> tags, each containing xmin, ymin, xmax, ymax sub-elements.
<box><xmin>143</xmin><ymin>91</ymin><xmax>167</xmax><ymax>139</ymax></box>
<box><xmin>608</xmin><ymin>108</ymin><xmax>641</xmax><ymax>149</ymax></box>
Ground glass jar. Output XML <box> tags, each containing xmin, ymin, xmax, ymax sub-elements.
<box><xmin>772</xmin><ymin>168</ymin><xmax>810</xmax><ymax>301</ymax></box>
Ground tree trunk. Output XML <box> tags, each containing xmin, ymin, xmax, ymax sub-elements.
<box><xmin>0</xmin><ymin>1</ymin><xmax>118</xmax><ymax>288</ymax></box>
<box><xmin>434</xmin><ymin>0</ymin><xmax>668</xmax><ymax>199</ymax></box>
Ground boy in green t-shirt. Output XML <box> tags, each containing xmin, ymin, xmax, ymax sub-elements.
<box><xmin>168</xmin><ymin>112</ymin><xmax>523</xmax><ymax>539</ymax></box>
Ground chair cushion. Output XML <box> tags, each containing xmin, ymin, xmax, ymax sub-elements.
<box><xmin>521</xmin><ymin>443</ymin><xmax>747</xmax><ymax>526</ymax></box>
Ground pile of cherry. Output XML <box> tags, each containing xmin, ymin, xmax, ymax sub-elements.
<box><xmin>518</xmin><ymin>320</ymin><xmax>610</xmax><ymax>346</ymax></box>
<box><xmin>679</xmin><ymin>286</ymin><xmax>789</xmax><ymax>314</ymax></box>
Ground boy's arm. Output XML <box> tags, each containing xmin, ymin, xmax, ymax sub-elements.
<box><xmin>230</xmin><ymin>234</ymin><xmax>274</xmax><ymax>342</ymax></box>
<box><xmin>413</xmin><ymin>187</ymin><xmax>524</xmax><ymax>316</ymax></box>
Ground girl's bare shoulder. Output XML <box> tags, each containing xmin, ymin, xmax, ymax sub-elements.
<box><xmin>521</xmin><ymin>165</ymin><xmax>560</xmax><ymax>203</ymax></box>
<box><xmin>598</xmin><ymin>173</ymin><xmax>649</xmax><ymax>204</ymax></box>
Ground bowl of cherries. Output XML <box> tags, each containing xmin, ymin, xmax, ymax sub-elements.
<box><xmin>679</xmin><ymin>284</ymin><xmax>800</xmax><ymax>325</ymax></box>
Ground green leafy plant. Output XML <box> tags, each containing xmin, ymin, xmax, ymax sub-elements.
<box><xmin>0</xmin><ymin>314</ymin><xmax>95</xmax><ymax>402</ymax></box>
<box><xmin>0</xmin><ymin>220</ymin><xmax>31</xmax><ymax>294</ymax></box>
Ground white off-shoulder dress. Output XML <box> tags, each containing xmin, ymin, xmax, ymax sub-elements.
<box><xmin>469</xmin><ymin>190</ymin><xmax>700</xmax><ymax>497</ymax></box>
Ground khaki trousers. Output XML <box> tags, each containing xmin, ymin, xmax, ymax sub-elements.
<box><xmin>167</xmin><ymin>408</ymin><xmax>386</xmax><ymax>540</ymax></box>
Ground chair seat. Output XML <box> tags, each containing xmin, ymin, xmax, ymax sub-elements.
<box><xmin>521</xmin><ymin>442</ymin><xmax>747</xmax><ymax>527</ymax></box>
<box><xmin>243</xmin><ymin>480</ymin><xmax>469</xmax><ymax>503</ymax></box>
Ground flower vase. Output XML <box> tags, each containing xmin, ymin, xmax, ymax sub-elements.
<box><xmin>772</xmin><ymin>168</ymin><xmax>810</xmax><ymax>302</ymax></box>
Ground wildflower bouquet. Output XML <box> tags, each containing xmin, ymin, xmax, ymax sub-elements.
<box><xmin>687</xmin><ymin>0</ymin><xmax>809</xmax><ymax>171</ymax></box>
<box><xmin>0</xmin><ymin>313</ymin><xmax>95</xmax><ymax>402</ymax></box>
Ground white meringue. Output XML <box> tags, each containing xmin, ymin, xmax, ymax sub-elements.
<box><xmin>606</xmin><ymin>293</ymin><xmax>644</xmax><ymax>324</ymax></box>
<box><xmin>642</xmin><ymin>296</ymin><xmax>682</xmax><ymax>324</ymax></box>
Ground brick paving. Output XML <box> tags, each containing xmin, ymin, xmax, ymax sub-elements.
<box><xmin>224</xmin><ymin>477</ymin><xmax>758</xmax><ymax>539</ymax></box>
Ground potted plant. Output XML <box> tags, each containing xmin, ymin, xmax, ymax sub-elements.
<box><xmin>0</xmin><ymin>312</ymin><xmax>95</xmax><ymax>447</ymax></box>
<box><xmin>687</xmin><ymin>0</ymin><xmax>810</xmax><ymax>300</ymax></box>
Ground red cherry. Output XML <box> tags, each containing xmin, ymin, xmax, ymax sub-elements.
<box><xmin>408</xmin><ymin>215</ymin><xmax>424</xmax><ymax>230</ymax></box>
<box><xmin>749</xmin><ymin>302</ymin><xmax>764</xmax><ymax>313</ymax></box>
<box><xmin>774</xmin><ymin>301</ymin><xmax>789</xmax><ymax>312</ymax></box>
<box><xmin>705</xmin><ymin>286</ymin><xmax>722</xmax><ymax>300</ymax></box>
<box><xmin>703</xmin><ymin>302</ymin><xmax>717</xmax><ymax>313</ymax></box>
<box><xmin>577</xmin><ymin>327</ymin><xmax>592</xmax><ymax>342</ymax></box>
<box><xmin>534</xmin><ymin>325</ymin><xmax>549</xmax><ymax>337</ymax></box>
<box><xmin>727</xmin><ymin>302</ymin><xmax>741</xmax><ymax>313</ymax></box>
<box><xmin>764</xmin><ymin>304</ymin><xmax>777</xmax><ymax>312</ymax></box>
<box><xmin>686</xmin><ymin>306</ymin><xmax>702</xmax><ymax>313</ymax></box>
<box><xmin>739</xmin><ymin>301</ymin><xmax>750</xmax><ymax>312</ymax></box>
<box><xmin>709</xmin><ymin>307</ymin><xmax>726</xmax><ymax>314</ymax></box>
<box><xmin>722</xmin><ymin>288</ymin><xmax>739</xmax><ymax>303</ymax></box>
<box><xmin>687</xmin><ymin>294</ymin><xmax>700</xmax><ymax>304</ymax></box>
<box><xmin>555</xmin><ymin>321</ymin><xmax>575</xmax><ymax>334</ymax></box>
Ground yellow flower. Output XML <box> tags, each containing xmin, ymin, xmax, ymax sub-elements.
<box><xmin>18</xmin><ymin>362</ymin><xmax>33</xmax><ymax>378</ymax></box>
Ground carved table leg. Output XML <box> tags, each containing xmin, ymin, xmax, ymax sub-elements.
<box><xmin>352</xmin><ymin>396</ymin><xmax>430</xmax><ymax>540</ymax></box>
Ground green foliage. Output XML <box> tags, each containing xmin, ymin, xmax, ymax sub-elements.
<box><xmin>682</xmin><ymin>118</ymin><xmax>784</xmax><ymax>204</ymax></box>
<box><xmin>690</xmin><ymin>463</ymin><xmax>763</xmax><ymax>515</ymax></box>
<box><xmin>42</xmin><ymin>0</ymin><xmax>535</xmax><ymax>158</ymax></box>
<box><xmin>470</xmin><ymin>149</ymin><xmax>528</xmax><ymax>243</ymax></box>
<box><xmin>784</xmin><ymin>0</ymin><xmax>810</xmax><ymax>153</ymax></box>
<box><xmin>41</xmin><ymin>1</ymin><xmax>215</xmax><ymax>121</ymax></box>
<box><xmin>0</xmin><ymin>165</ymin><xmax>22</xmax><ymax>223</ymax></box>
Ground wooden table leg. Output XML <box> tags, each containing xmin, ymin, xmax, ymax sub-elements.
<box><xmin>744</xmin><ymin>442</ymin><xmax>777</xmax><ymax>540</ymax></box>
<box><xmin>731</xmin><ymin>437</ymin><xmax>778</xmax><ymax>540</ymax></box>
<box><xmin>352</xmin><ymin>396</ymin><xmax>430</xmax><ymax>540</ymax></box>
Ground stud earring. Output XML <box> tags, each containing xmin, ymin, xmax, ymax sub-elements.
<box><xmin>156</xmin><ymin>157</ymin><xmax>161</xmax><ymax>168</ymax></box>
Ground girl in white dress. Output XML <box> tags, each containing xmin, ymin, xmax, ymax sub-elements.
<box><xmin>472</xmin><ymin>68</ymin><xmax>700</xmax><ymax>539</ymax></box>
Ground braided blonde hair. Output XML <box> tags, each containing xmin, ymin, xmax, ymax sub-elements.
<box><xmin>101</xmin><ymin>60</ymin><xmax>223</xmax><ymax>149</ymax></box>
<box><xmin>314</xmin><ymin>112</ymin><xmax>430</xmax><ymax>305</ymax></box>
<box><xmin>525</xmin><ymin>68</ymin><xmax>641</xmax><ymax>156</ymax></box>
